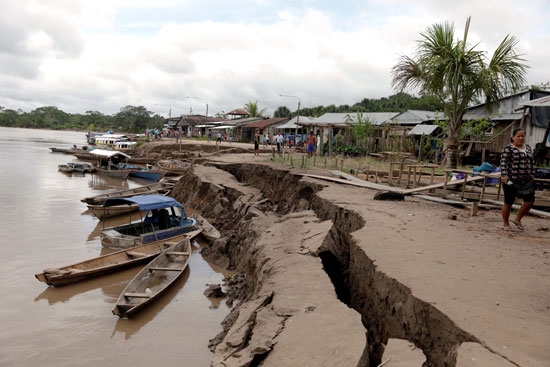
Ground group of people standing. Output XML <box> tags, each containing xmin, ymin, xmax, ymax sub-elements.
<box><xmin>206</xmin><ymin>130</ymin><xmax>232</xmax><ymax>144</ymax></box>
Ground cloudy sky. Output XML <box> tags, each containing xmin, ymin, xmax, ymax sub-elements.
<box><xmin>1</xmin><ymin>0</ymin><xmax>549</xmax><ymax>117</ymax></box>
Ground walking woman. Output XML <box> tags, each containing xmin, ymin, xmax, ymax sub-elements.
<box><xmin>500</xmin><ymin>127</ymin><xmax>536</xmax><ymax>231</ymax></box>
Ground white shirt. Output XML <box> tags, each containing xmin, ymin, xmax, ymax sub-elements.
<box><xmin>276</xmin><ymin>134</ymin><xmax>283</xmax><ymax>143</ymax></box>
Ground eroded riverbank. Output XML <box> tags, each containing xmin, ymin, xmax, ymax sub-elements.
<box><xmin>171</xmin><ymin>161</ymin><xmax>550</xmax><ymax>367</ymax></box>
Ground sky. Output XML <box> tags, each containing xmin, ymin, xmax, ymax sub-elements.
<box><xmin>1</xmin><ymin>0</ymin><xmax>549</xmax><ymax>117</ymax></box>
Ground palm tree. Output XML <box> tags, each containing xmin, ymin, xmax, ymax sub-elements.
<box><xmin>391</xmin><ymin>17</ymin><xmax>528</xmax><ymax>167</ymax></box>
<box><xmin>244</xmin><ymin>101</ymin><xmax>267</xmax><ymax>117</ymax></box>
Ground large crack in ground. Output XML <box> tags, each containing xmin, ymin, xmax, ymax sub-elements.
<box><xmin>171</xmin><ymin>163</ymin><xmax>499</xmax><ymax>367</ymax></box>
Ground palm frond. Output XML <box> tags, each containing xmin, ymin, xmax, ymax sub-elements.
<box><xmin>391</xmin><ymin>55</ymin><xmax>426</xmax><ymax>92</ymax></box>
<box><xmin>483</xmin><ymin>35</ymin><xmax>528</xmax><ymax>101</ymax></box>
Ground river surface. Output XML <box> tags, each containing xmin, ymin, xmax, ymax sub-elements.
<box><xmin>0</xmin><ymin>127</ymin><xmax>230</xmax><ymax>367</ymax></box>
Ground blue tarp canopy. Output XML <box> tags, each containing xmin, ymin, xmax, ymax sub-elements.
<box><xmin>103</xmin><ymin>194</ymin><xmax>184</xmax><ymax>211</ymax></box>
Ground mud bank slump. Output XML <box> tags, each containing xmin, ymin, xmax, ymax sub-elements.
<box><xmin>172</xmin><ymin>164</ymin><xmax>478</xmax><ymax>366</ymax></box>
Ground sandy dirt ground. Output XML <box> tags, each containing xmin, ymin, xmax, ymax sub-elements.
<box><xmin>160</xmin><ymin>142</ymin><xmax>549</xmax><ymax>366</ymax></box>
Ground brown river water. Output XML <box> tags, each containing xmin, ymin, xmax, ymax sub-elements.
<box><xmin>0</xmin><ymin>127</ymin><xmax>231</xmax><ymax>366</ymax></box>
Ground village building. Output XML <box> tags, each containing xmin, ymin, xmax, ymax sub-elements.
<box><xmin>461</xmin><ymin>89</ymin><xmax>550</xmax><ymax>163</ymax></box>
<box><xmin>246</xmin><ymin>117</ymin><xmax>290</xmax><ymax>142</ymax></box>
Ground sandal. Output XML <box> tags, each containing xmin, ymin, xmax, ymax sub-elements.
<box><xmin>511</xmin><ymin>220</ymin><xmax>525</xmax><ymax>231</ymax></box>
<box><xmin>503</xmin><ymin>226</ymin><xmax>513</xmax><ymax>231</ymax></box>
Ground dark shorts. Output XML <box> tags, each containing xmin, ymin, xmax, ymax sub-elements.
<box><xmin>254</xmin><ymin>141</ymin><xmax>259</xmax><ymax>150</ymax></box>
<box><xmin>503</xmin><ymin>180</ymin><xmax>535</xmax><ymax>205</ymax></box>
<box><xmin>307</xmin><ymin>144</ymin><xmax>315</xmax><ymax>153</ymax></box>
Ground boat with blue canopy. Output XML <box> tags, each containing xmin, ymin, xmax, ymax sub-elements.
<box><xmin>100</xmin><ymin>194</ymin><xmax>196</xmax><ymax>249</ymax></box>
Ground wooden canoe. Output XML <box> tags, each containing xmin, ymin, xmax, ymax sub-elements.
<box><xmin>81</xmin><ymin>182</ymin><xmax>173</xmax><ymax>205</ymax></box>
<box><xmin>35</xmin><ymin>229</ymin><xmax>201</xmax><ymax>287</ymax></box>
<box><xmin>156</xmin><ymin>159</ymin><xmax>193</xmax><ymax>175</ymax></box>
<box><xmin>58</xmin><ymin>164</ymin><xmax>74</xmax><ymax>173</ymax></box>
<box><xmin>112</xmin><ymin>237</ymin><xmax>192</xmax><ymax>318</ymax></box>
<box><xmin>88</xmin><ymin>203</ymin><xmax>141</xmax><ymax>219</ymax></box>
<box><xmin>191</xmin><ymin>213</ymin><xmax>220</xmax><ymax>243</ymax></box>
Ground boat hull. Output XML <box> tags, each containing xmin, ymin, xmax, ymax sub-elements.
<box><xmin>81</xmin><ymin>182</ymin><xmax>171</xmax><ymax>205</ymax></box>
<box><xmin>100</xmin><ymin>218</ymin><xmax>197</xmax><ymax>249</ymax></box>
<box><xmin>129</xmin><ymin>169</ymin><xmax>165</xmax><ymax>182</ymax></box>
<box><xmin>94</xmin><ymin>167</ymin><xmax>129</xmax><ymax>179</ymax></box>
<box><xmin>88</xmin><ymin>203</ymin><xmax>141</xmax><ymax>219</ymax></box>
<box><xmin>35</xmin><ymin>230</ymin><xmax>201</xmax><ymax>287</ymax></box>
<box><xmin>112</xmin><ymin>238</ymin><xmax>192</xmax><ymax>318</ymax></box>
<box><xmin>191</xmin><ymin>213</ymin><xmax>221</xmax><ymax>243</ymax></box>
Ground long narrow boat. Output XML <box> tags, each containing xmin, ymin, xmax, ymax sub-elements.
<box><xmin>81</xmin><ymin>182</ymin><xmax>173</xmax><ymax>205</ymax></box>
<box><xmin>156</xmin><ymin>159</ymin><xmax>193</xmax><ymax>175</ymax></box>
<box><xmin>35</xmin><ymin>229</ymin><xmax>201</xmax><ymax>287</ymax></box>
<box><xmin>119</xmin><ymin>163</ymin><xmax>166</xmax><ymax>182</ymax></box>
<box><xmin>50</xmin><ymin>147</ymin><xmax>72</xmax><ymax>153</ymax></box>
<box><xmin>88</xmin><ymin>203</ymin><xmax>141</xmax><ymax>219</ymax></box>
<box><xmin>112</xmin><ymin>237</ymin><xmax>192</xmax><ymax>318</ymax></box>
<box><xmin>191</xmin><ymin>213</ymin><xmax>221</xmax><ymax>243</ymax></box>
<box><xmin>58</xmin><ymin>164</ymin><xmax>74</xmax><ymax>173</ymax></box>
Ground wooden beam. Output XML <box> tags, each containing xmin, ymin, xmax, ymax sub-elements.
<box><xmin>403</xmin><ymin>176</ymin><xmax>484</xmax><ymax>195</ymax></box>
<box><xmin>300</xmin><ymin>172</ymin><xmax>405</xmax><ymax>193</ymax></box>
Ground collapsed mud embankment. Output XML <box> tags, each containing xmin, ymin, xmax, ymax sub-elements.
<box><xmin>171</xmin><ymin>163</ymin><xmax>481</xmax><ymax>367</ymax></box>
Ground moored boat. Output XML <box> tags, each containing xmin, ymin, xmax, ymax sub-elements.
<box><xmin>34</xmin><ymin>229</ymin><xmax>201</xmax><ymax>287</ymax></box>
<box><xmin>112</xmin><ymin>237</ymin><xmax>192</xmax><ymax>318</ymax></box>
<box><xmin>90</xmin><ymin>149</ymin><xmax>130</xmax><ymax>179</ymax></box>
<box><xmin>67</xmin><ymin>162</ymin><xmax>94</xmax><ymax>173</ymax></box>
<box><xmin>58</xmin><ymin>164</ymin><xmax>74</xmax><ymax>173</ymax></box>
<box><xmin>119</xmin><ymin>163</ymin><xmax>166</xmax><ymax>182</ymax></box>
<box><xmin>100</xmin><ymin>194</ymin><xmax>197</xmax><ymax>249</ymax></box>
<box><xmin>81</xmin><ymin>182</ymin><xmax>173</xmax><ymax>205</ymax></box>
<box><xmin>88</xmin><ymin>203</ymin><xmax>140</xmax><ymax>219</ymax></box>
<box><xmin>191</xmin><ymin>213</ymin><xmax>221</xmax><ymax>243</ymax></box>
<box><xmin>50</xmin><ymin>147</ymin><xmax>72</xmax><ymax>153</ymax></box>
<box><xmin>156</xmin><ymin>159</ymin><xmax>194</xmax><ymax>175</ymax></box>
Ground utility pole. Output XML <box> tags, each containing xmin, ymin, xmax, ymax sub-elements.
<box><xmin>279</xmin><ymin>94</ymin><xmax>301</xmax><ymax>146</ymax></box>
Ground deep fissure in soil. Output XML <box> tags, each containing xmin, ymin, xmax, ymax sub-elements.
<box><xmin>172</xmin><ymin>163</ymin><xmax>479</xmax><ymax>367</ymax></box>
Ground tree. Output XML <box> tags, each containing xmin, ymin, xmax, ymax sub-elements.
<box><xmin>244</xmin><ymin>101</ymin><xmax>266</xmax><ymax>117</ymax></box>
<box><xmin>273</xmin><ymin>106</ymin><xmax>291</xmax><ymax>118</ymax></box>
<box><xmin>113</xmin><ymin>105</ymin><xmax>154</xmax><ymax>132</ymax></box>
<box><xmin>391</xmin><ymin>17</ymin><xmax>528</xmax><ymax>168</ymax></box>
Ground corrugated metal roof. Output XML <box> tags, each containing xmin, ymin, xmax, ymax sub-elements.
<box><xmin>313</xmin><ymin>112</ymin><xmax>400</xmax><ymax>125</ymax></box>
<box><xmin>227</xmin><ymin>109</ymin><xmax>249</xmax><ymax>115</ymax></box>
<box><xmin>277</xmin><ymin>116</ymin><xmax>316</xmax><ymax>129</ymax></box>
<box><xmin>516</xmin><ymin>95</ymin><xmax>550</xmax><ymax>108</ymax></box>
<box><xmin>247</xmin><ymin>118</ymin><xmax>290</xmax><ymax>128</ymax></box>
<box><xmin>391</xmin><ymin>110</ymin><xmax>445</xmax><ymax>125</ymax></box>
<box><xmin>409</xmin><ymin>124</ymin><xmax>439</xmax><ymax>135</ymax></box>
<box><xmin>462</xmin><ymin>112</ymin><xmax>523</xmax><ymax>121</ymax></box>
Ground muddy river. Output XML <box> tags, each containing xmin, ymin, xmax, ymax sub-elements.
<box><xmin>0</xmin><ymin>127</ymin><xmax>230</xmax><ymax>366</ymax></box>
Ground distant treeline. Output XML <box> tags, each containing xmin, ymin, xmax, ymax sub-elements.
<box><xmin>0</xmin><ymin>105</ymin><xmax>164</xmax><ymax>132</ymax></box>
<box><xmin>0</xmin><ymin>93</ymin><xmax>443</xmax><ymax>131</ymax></box>
<box><xmin>296</xmin><ymin>93</ymin><xmax>443</xmax><ymax>117</ymax></box>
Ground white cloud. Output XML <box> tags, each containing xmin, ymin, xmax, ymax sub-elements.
<box><xmin>0</xmin><ymin>1</ymin><xmax>547</xmax><ymax>116</ymax></box>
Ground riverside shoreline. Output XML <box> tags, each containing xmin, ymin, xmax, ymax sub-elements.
<box><xmin>165</xmin><ymin>147</ymin><xmax>549</xmax><ymax>367</ymax></box>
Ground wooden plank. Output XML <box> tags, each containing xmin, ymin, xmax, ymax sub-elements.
<box><xmin>414</xmin><ymin>194</ymin><xmax>498</xmax><ymax>209</ymax></box>
<box><xmin>124</xmin><ymin>292</ymin><xmax>151</xmax><ymax>298</ymax></box>
<box><xmin>299</xmin><ymin>172</ymin><xmax>405</xmax><ymax>194</ymax></box>
<box><xmin>165</xmin><ymin>251</ymin><xmax>190</xmax><ymax>256</ymax></box>
<box><xmin>403</xmin><ymin>176</ymin><xmax>484</xmax><ymax>194</ymax></box>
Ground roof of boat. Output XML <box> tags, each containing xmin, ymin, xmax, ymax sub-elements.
<box><xmin>103</xmin><ymin>194</ymin><xmax>183</xmax><ymax>210</ymax></box>
<box><xmin>90</xmin><ymin>149</ymin><xmax>131</xmax><ymax>158</ymax></box>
